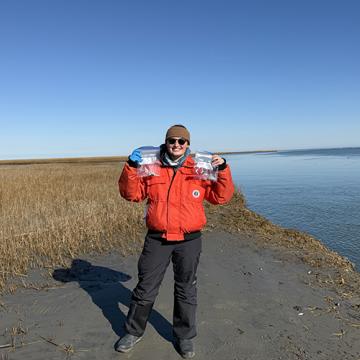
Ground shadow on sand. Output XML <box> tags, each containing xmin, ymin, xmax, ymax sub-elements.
<box><xmin>52</xmin><ymin>259</ymin><xmax>173</xmax><ymax>343</ymax></box>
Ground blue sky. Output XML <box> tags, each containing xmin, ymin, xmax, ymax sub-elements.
<box><xmin>0</xmin><ymin>0</ymin><xmax>359</xmax><ymax>159</ymax></box>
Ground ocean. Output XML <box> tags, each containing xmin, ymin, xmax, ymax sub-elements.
<box><xmin>227</xmin><ymin>148</ymin><xmax>360</xmax><ymax>270</ymax></box>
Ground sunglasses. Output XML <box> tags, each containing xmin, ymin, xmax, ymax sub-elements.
<box><xmin>167</xmin><ymin>138</ymin><xmax>187</xmax><ymax>145</ymax></box>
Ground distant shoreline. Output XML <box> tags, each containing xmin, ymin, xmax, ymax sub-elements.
<box><xmin>3</xmin><ymin>146</ymin><xmax>360</xmax><ymax>165</ymax></box>
<box><xmin>217</xmin><ymin>150</ymin><xmax>278</xmax><ymax>155</ymax></box>
<box><xmin>0</xmin><ymin>150</ymin><xmax>278</xmax><ymax>166</ymax></box>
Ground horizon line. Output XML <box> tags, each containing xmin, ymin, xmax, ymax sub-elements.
<box><xmin>1</xmin><ymin>146</ymin><xmax>360</xmax><ymax>164</ymax></box>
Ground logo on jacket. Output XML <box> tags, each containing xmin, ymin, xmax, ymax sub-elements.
<box><xmin>192</xmin><ymin>189</ymin><xmax>200</xmax><ymax>198</ymax></box>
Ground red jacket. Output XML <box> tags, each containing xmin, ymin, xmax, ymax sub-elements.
<box><xmin>118</xmin><ymin>156</ymin><xmax>234</xmax><ymax>241</ymax></box>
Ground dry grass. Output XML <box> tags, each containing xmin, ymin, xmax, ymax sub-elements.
<box><xmin>0</xmin><ymin>162</ymin><xmax>144</xmax><ymax>292</ymax></box>
<box><xmin>0</xmin><ymin>160</ymin><xmax>359</xmax><ymax>298</ymax></box>
<box><xmin>0</xmin><ymin>156</ymin><xmax>127</xmax><ymax>166</ymax></box>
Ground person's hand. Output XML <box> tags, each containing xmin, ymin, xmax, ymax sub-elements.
<box><xmin>129</xmin><ymin>148</ymin><xmax>142</xmax><ymax>164</ymax></box>
<box><xmin>211</xmin><ymin>154</ymin><xmax>225</xmax><ymax>167</ymax></box>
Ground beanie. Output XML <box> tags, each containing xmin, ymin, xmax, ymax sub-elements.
<box><xmin>165</xmin><ymin>125</ymin><xmax>190</xmax><ymax>145</ymax></box>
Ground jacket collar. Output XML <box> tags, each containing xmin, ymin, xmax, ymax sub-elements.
<box><xmin>160</xmin><ymin>144</ymin><xmax>194</xmax><ymax>169</ymax></box>
<box><xmin>181</xmin><ymin>155</ymin><xmax>195</xmax><ymax>168</ymax></box>
<box><xmin>176</xmin><ymin>156</ymin><xmax>196</xmax><ymax>175</ymax></box>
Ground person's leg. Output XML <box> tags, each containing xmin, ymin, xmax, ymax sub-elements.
<box><xmin>172</xmin><ymin>237</ymin><xmax>202</xmax><ymax>340</ymax></box>
<box><xmin>125</xmin><ymin>235</ymin><xmax>173</xmax><ymax>337</ymax></box>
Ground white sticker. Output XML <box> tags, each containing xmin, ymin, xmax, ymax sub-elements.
<box><xmin>192</xmin><ymin>189</ymin><xmax>201</xmax><ymax>198</ymax></box>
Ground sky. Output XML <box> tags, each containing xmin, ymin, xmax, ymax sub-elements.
<box><xmin>0</xmin><ymin>0</ymin><xmax>359</xmax><ymax>159</ymax></box>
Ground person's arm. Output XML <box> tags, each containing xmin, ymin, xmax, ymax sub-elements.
<box><xmin>204</xmin><ymin>155</ymin><xmax>234</xmax><ymax>205</ymax></box>
<box><xmin>118</xmin><ymin>149</ymin><xmax>147</xmax><ymax>202</ymax></box>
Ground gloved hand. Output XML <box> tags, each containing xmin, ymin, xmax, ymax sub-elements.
<box><xmin>129</xmin><ymin>148</ymin><xmax>142</xmax><ymax>164</ymax></box>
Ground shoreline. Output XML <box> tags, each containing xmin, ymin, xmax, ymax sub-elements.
<box><xmin>0</xmin><ymin>160</ymin><xmax>358</xmax><ymax>296</ymax></box>
<box><xmin>1</xmin><ymin>231</ymin><xmax>359</xmax><ymax>359</ymax></box>
<box><xmin>205</xmin><ymin>191</ymin><xmax>360</xmax><ymax>300</ymax></box>
<box><xmin>1</xmin><ymin>159</ymin><xmax>359</xmax><ymax>357</ymax></box>
<box><xmin>0</xmin><ymin>162</ymin><xmax>359</xmax><ymax>296</ymax></box>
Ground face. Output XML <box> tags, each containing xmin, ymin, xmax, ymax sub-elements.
<box><xmin>166</xmin><ymin>137</ymin><xmax>189</xmax><ymax>160</ymax></box>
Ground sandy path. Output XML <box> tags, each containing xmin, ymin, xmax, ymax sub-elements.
<box><xmin>1</xmin><ymin>232</ymin><xmax>359</xmax><ymax>360</ymax></box>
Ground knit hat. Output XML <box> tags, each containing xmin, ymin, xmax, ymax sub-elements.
<box><xmin>165</xmin><ymin>125</ymin><xmax>190</xmax><ymax>145</ymax></box>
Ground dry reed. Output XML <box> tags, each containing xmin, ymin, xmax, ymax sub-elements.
<box><xmin>0</xmin><ymin>162</ymin><xmax>144</xmax><ymax>291</ymax></box>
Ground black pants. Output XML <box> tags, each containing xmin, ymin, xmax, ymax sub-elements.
<box><xmin>125</xmin><ymin>234</ymin><xmax>202</xmax><ymax>340</ymax></box>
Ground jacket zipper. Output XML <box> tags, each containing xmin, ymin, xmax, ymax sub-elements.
<box><xmin>166</xmin><ymin>168</ymin><xmax>177</xmax><ymax>232</ymax></box>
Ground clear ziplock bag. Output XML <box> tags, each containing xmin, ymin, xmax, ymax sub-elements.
<box><xmin>137</xmin><ymin>146</ymin><xmax>161</xmax><ymax>177</ymax></box>
<box><xmin>194</xmin><ymin>151</ymin><xmax>218</xmax><ymax>181</ymax></box>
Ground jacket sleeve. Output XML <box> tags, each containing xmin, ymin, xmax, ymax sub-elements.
<box><xmin>204</xmin><ymin>165</ymin><xmax>235</xmax><ymax>205</ymax></box>
<box><xmin>118</xmin><ymin>163</ymin><xmax>147</xmax><ymax>202</ymax></box>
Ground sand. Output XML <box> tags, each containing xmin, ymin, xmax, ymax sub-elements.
<box><xmin>1</xmin><ymin>231</ymin><xmax>360</xmax><ymax>360</ymax></box>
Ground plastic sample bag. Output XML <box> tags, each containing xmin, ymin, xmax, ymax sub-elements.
<box><xmin>137</xmin><ymin>146</ymin><xmax>161</xmax><ymax>177</ymax></box>
<box><xmin>194</xmin><ymin>151</ymin><xmax>218</xmax><ymax>181</ymax></box>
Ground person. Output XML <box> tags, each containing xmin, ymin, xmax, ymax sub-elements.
<box><xmin>116</xmin><ymin>124</ymin><xmax>234</xmax><ymax>358</ymax></box>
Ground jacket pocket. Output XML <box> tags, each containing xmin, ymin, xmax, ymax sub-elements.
<box><xmin>180</xmin><ymin>182</ymin><xmax>207</xmax><ymax>232</ymax></box>
<box><xmin>146</xmin><ymin>177</ymin><xmax>167</xmax><ymax>201</ymax></box>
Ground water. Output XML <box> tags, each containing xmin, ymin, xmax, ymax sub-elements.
<box><xmin>227</xmin><ymin>148</ymin><xmax>360</xmax><ymax>270</ymax></box>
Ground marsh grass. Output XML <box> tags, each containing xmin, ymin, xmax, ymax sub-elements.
<box><xmin>0</xmin><ymin>162</ymin><xmax>144</xmax><ymax>291</ymax></box>
<box><xmin>0</xmin><ymin>160</ymin><xmax>359</xmax><ymax>297</ymax></box>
